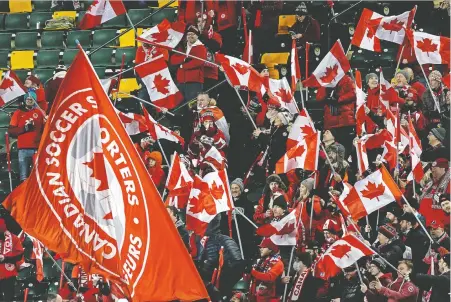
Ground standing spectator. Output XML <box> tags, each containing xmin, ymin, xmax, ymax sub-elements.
<box><xmin>430</xmin><ymin>221</ymin><xmax>450</xmax><ymax>250</ymax></box>
<box><xmin>403</xmin><ymin>67</ymin><xmax>427</xmax><ymax>98</ymax></box>
<box><xmin>0</xmin><ymin>218</ymin><xmax>24</xmax><ymax>301</ymax></box>
<box><xmin>284</xmin><ymin>252</ymin><xmax>321</xmax><ymax>301</ymax></box>
<box><xmin>45</xmin><ymin>65</ymin><xmax>67</xmax><ymax>114</ymax></box>
<box><xmin>24</xmin><ymin>75</ymin><xmax>48</xmax><ymax>113</ymax></box>
<box><xmin>331</xmin><ymin>265</ymin><xmax>365</xmax><ymax>302</ymax></box>
<box><xmin>249</xmin><ymin>238</ymin><xmax>284</xmax><ymax>301</ymax></box>
<box><xmin>363</xmin><ymin>258</ymin><xmax>393</xmax><ymax>302</ymax></box>
<box><xmin>440</xmin><ymin>193</ymin><xmax>451</xmax><ymax>216</ymax></box>
<box><xmin>144</xmin><ymin>151</ymin><xmax>166</xmax><ymax>189</ymax></box>
<box><xmin>289</xmin><ymin>3</ymin><xmax>321</xmax><ymax>49</ymax></box>
<box><xmin>8</xmin><ymin>92</ymin><xmax>45</xmax><ymax>182</ymax></box>
<box><xmin>422</xmin><ymin>70</ymin><xmax>449</xmax><ymax>124</ymax></box>
<box><xmin>254</xmin><ymin>174</ymin><xmax>288</xmax><ymax>225</ymax></box>
<box><xmin>365</xmin><ymin>73</ymin><xmax>381</xmax><ymax>112</ymax></box>
<box><xmin>421</xmin><ymin>128</ymin><xmax>449</xmax><ymax>161</ymax></box>
<box><xmin>374</xmin><ymin>224</ymin><xmax>406</xmax><ymax>270</ymax></box>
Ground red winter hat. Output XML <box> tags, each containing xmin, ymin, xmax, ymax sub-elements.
<box><xmin>430</xmin><ymin>220</ymin><xmax>445</xmax><ymax>229</ymax></box>
<box><xmin>26</xmin><ymin>75</ymin><xmax>41</xmax><ymax>86</ymax></box>
<box><xmin>0</xmin><ymin>218</ymin><xmax>6</xmax><ymax>233</ymax></box>
<box><xmin>259</xmin><ymin>237</ymin><xmax>279</xmax><ymax>253</ymax></box>
<box><xmin>201</xmin><ymin>110</ymin><xmax>215</xmax><ymax>122</ymax></box>
<box><xmin>378</xmin><ymin>224</ymin><xmax>397</xmax><ymax>239</ymax></box>
<box><xmin>432</xmin><ymin>158</ymin><xmax>449</xmax><ymax>169</ymax></box>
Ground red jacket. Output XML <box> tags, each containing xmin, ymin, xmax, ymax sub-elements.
<box><xmin>250</xmin><ymin>255</ymin><xmax>284</xmax><ymax>302</ymax></box>
<box><xmin>202</xmin><ymin>29</ymin><xmax>222</xmax><ymax>80</ymax></box>
<box><xmin>366</xmin><ymin>87</ymin><xmax>382</xmax><ymax>112</ymax></box>
<box><xmin>411</xmin><ymin>80</ymin><xmax>426</xmax><ymax>99</ymax></box>
<box><xmin>0</xmin><ymin>231</ymin><xmax>24</xmax><ymax>280</ymax></box>
<box><xmin>170</xmin><ymin>41</ymin><xmax>207</xmax><ymax>84</ymax></box>
<box><xmin>316</xmin><ymin>75</ymin><xmax>356</xmax><ymax>129</ymax></box>
<box><xmin>378</xmin><ymin>277</ymin><xmax>419</xmax><ymax>302</ymax></box>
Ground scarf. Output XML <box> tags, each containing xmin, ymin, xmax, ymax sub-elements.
<box><xmin>0</xmin><ymin>231</ymin><xmax>13</xmax><ymax>256</ymax></box>
<box><xmin>254</xmin><ymin>254</ymin><xmax>282</xmax><ymax>274</ymax></box>
<box><xmin>288</xmin><ymin>268</ymin><xmax>310</xmax><ymax>301</ymax></box>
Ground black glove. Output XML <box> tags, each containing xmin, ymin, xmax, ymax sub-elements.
<box><xmin>24</xmin><ymin>121</ymin><xmax>35</xmax><ymax>133</ymax></box>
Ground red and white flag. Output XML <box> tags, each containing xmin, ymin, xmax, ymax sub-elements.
<box><xmin>291</xmin><ymin>39</ymin><xmax>301</xmax><ymax>90</ymax></box>
<box><xmin>355</xmin><ymin>135</ymin><xmax>370</xmax><ymax>175</ymax></box>
<box><xmin>302</xmin><ymin>40</ymin><xmax>350</xmax><ymax>88</ymax></box>
<box><xmin>142</xmin><ymin>106</ymin><xmax>185</xmax><ymax>147</ymax></box>
<box><xmin>215</xmin><ymin>54</ymin><xmax>266</xmax><ymax>95</ymax></box>
<box><xmin>116</xmin><ymin>110</ymin><xmax>147</xmax><ymax>136</ymax></box>
<box><xmin>268</xmin><ymin>77</ymin><xmax>299</xmax><ymax>114</ymax></box>
<box><xmin>165</xmin><ymin>152</ymin><xmax>194</xmax><ymax>209</ymax></box>
<box><xmin>315</xmin><ymin>234</ymin><xmax>374</xmax><ymax>279</ymax></box>
<box><xmin>370</xmin><ymin>7</ymin><xmax>416</xmax><ymax>45</ymax></box>
<box><xmin>332</xmin><ymin>181</ymin><xmax>353</xmax><ymax>217</ymax></box>
<box><xmin>0</xmin><ymin>70</ymin><xmax>26</xmax><ymax>106</ymax></box>
<box><xmin>201</xmin><ymin>146</ymin><xmax>226</xmax><ymax>171</ymax></box>
<box><xmin>29</xmin><ymin>235</ymin><xmax>44</xmax><ymax>282</ymax></box>
<box><xmin>442</xmin><ymin>73</ymin><xmax>450</xmax><ymax>89</ymax></box>
<box><xmin>286</xmin><ymin>109</ymin><xmax>316</xmax><ymax>150</ymax></box>
<box><xmin>243</xmin><ymin>29</ymin><xmax>253</xmax><ymax>64</ymax></box>
<box><xmin>340</xmin><ymin>166</ymin><xmax>402</xmax><ymax>221</ymax></box>
<box><xmin>381</xmin><ymin>140</ymin><xmax>397</xmax><ymax>171</ymax></box>
<box><xmin>409</xmin><ymin>31</ymin><xmax>450</xmax><ymax>65</ymax></box>
<box><xmin>135</xmin><ymin>56</ymin><xmax>183</xmax><ymax>109</ymax></box>
<box><xmin>407</xmin><ymin>115</ymin><xmax>424</xmax><ymax>182</ymax></box>
<box><xmin>186</xmin><ymin>170</ymin><xmax>234</xmax><ymax>236</ymax></box>
<box><xmin>79</xmin><ymin>0</ymin><xmax>126</xmax><ymax>29</ymax></box>
<box><xmin>355</xmin><ymin>70</ymin><xmax>367</xmax><ymax>136</ymax></box>
<box><xmin>380</xmin><ymin>68</ymin><xmax>401</xmax><ymax>109</ymax></box>
<box><xmin>275</xmin><ymin>131</ymin><xmax>320</xmax><ymax>174</ymax></box>
<box><xmin>136</xmin><ymin>19</ymin><xmax>186</xmax><ymax>49</ymax></box>
<box><xmin>351</xmin><ymin>8</ymin><xmax>382</xmax><ymax>52</ymax></box>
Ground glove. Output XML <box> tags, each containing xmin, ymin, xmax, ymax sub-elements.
<box><xmin>24</xmin><ymin>121</ymin><xmax>35</xmax><ymax>132</ymax></box>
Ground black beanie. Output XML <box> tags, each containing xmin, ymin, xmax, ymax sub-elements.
<box><xmin>272</xmin><ymin>195</ymin><xmax>288</xmax><ymax>210</ymax></box>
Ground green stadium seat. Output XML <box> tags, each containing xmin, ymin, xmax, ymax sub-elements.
<box><xmin>33</xmin><ymin>0</ymin><xmax>52</xmax><ymax>11</ymax></box>
<box><xmin>33</xmin><ymin>68</ymin><xmax>54</xmax><ymax>83</ymax></box>
<box><xmin>128</xmin><ymin>9</ymin><xmax>153</xmax><ymax>27</ymax></box>
<box><xmin>76</xmin><ymin>11</ymin><xmax>86</xmax><ymax>27</ymax></box>
<box><xmin>0</xmin><ymin>33</ymin><xmax>12</xmax><ymax>50</ymax></box>
<box><xmin>152</xmin><ymin>8</ymin><xmax>177</xmax><ymax>25</ymax></box>
<box><xmin>0</xmin><ymin>14</ymin><xmax>5</xmax><ymax>30</ymax></box>
<box><xmin>93</xmin><ymin>29</ymin><xmax>118</xmax><ymax>48</ymax></box>
<box><xmin>90</xmin><ymin>48</ymin><xmax>113</xmax><ymax>66</ymax></box>
<box><xmin>41</xmin><ymin>31</ymin><xmax>65</xmax><ymax>49</ymax></box>
<box><xmin>102</xmin><ymin>14</ymin><xmax>127</xmax><ymax>28</ymax></box>
<box><xmin>14</xmin><ymin>32</ymin><xmax>39</xmax><ymax>50</ymax></box>
<box><xmin>36</xmin><ymin>50</ymin><xmax>61</xmax><ymax>68</ymax></box>
<box><xmin>29</xmin><ymin>12</ymin><xmax>53</xmax><ymax>29</ymax></box>
<box><xmin>0</xmin><ymin>51</ymin><xmax>9</xmax><ymax>69</ymax></box>
<box><xmin>66</xmin><ymin>30</ymin><xmax>91</xmax><ymax>49</ymax></box>
<box><xmin>94</xmin><ymin>67</ymin><xmax>106</xmax><ymax>78</ymax></box>
<box><xmin>14</xmin><ymin>70</ymin><xmax>30</xmax><ymax>82</ymax></box>
<box><xmin>0</xmin><ymin>113</ymin><xmax>10</xmax><ymax>128</ymax></box>
<box><xmin>114</xmin><ymin>47</ymin><xmax>136</xmax><ymax>67</ymax></box>
<box><xmin>62</xmin><ymin>49</ymin><xmax>78</xmax><ymax>66</ymax></box>
<box><xmin>5</xmin><ymin>13</ymin><xmax>29</xmax><ymax>31</ymax></box>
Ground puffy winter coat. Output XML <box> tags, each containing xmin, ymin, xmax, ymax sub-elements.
<box><xmin>375</xmin><ymin>239</ymin><xmax>406</xmax><ymax>271</ymax></box>
<box><xmin>403</xmin><ymin>227</ymin><xmax>429</xmax><ymax>274</ymax></box>
<box><xmin>378</xmin><ymin>276</ymin><xmax>418</xmax><ymax>302</ymax></box>
<box><xmin>316</xmin><ymin>75</ymin><xmax>357</xmax><ymax>129</ymax></box>
<box><xmin>170</xmin><ymin>41</ymin><xmax>207</xmax><ymax>84</ymax></box>
<box><xmin>411</xmin><ymin>271</ymin><xmax>450</xmax><ymax>302</ymax></box>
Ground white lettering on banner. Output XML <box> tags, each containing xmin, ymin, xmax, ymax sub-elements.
<box><xmin>123</xmin><ymin>234</ymin><xmax>143</xmax><ymax>283</ymax></box>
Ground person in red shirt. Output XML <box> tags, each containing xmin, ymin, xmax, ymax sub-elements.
<box><xmin>0</xmin><ymin>218</ymin><xmax>24</xmax><ymax>301</ymax></box>
<box><xmin>144</xmin><ymin>151</ymin><xmax>166</xmax><ymax>190</ymax></box>
<box><xmin>8</xmin><ymin>91</ymin><xmax>45</xmax><ymax>181</ymax></box>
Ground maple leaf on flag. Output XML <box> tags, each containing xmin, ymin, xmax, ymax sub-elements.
<box><xmin>274</xmin><ymin>88</ymin><xmax>293</xmax><ymax>103</ymax></box>
<box><xmin>287</xmin><ymin>145</ymin><xmax>306</xmax><ymax>160</ymax></box>
<box><xmin>300</xmin><ymin>125</ymin><xmax>315</xmax><ymax>137</ymax></box>
<box><xmin>361</xmin><ymin>181</ymin><xmax>385</xmax><ymax>201</ymax></box>
<box><xmin>232</xmin><ymin>63</ymin><xmax>249</xmax><ymax>75</ymax></box>
<box><xmin>330</xmin><ymin>244</ymin><xmax>352</xmax><ymax>259</ymax></box>
<box><xmin>83</xmin><ymin>152</ymin><xmax>109</xmax><ymax>191</ymax></box>
<box><xmin>381</xmin><ymin>18</ymin><xmax>404</xmax><ymax>33</ymax></box>
<box><xmin>417</xmin><ymin>38</ymin><xmax>438</xmax><ymax>56</ymax></box>
<box><xmin>152</xmin><ymin>74</ymin><xmax>170</xmax><ymax>95</ymax></box>
<box><xmin>320</xmin><ymin>65</ymin><xmax>339</xmax><ymax>84</ymax></box>
<box><xmin>210</xmin><ymin>182</ymin><xmax>225</xmax><ymax>200</ymax></box>
<box><xmin>1</xmin><ymin>78</ymin><xmax>14</xmax><ymax>90</ymax></box>
<box><xmin>276</xmin><ymin>220</ymin><xmax>295</xmax><ymax>235</ymax></box>
<box><xmin>150</xmin><ymin>30</ymin><xmax>169</xmax><ymax>43</ymax></box>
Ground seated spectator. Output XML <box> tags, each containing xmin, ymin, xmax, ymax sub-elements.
<box><xmin>422</xmin><ymin>70</ymin><xmax>449</xmax><ymax>125</ymax></box>
<box><xmin>289</xmin><ymin>2</ymin><xmax>321</xmax><ymax>50</ymax></box>
<box><xmin>144</xmin><ymin>151</ymin><xmax>166</xmax><ymax>189</ymax></box>
<box><xmin>8</xmin><ymin>92</ymin><xmax>45</xmax><ymax>182</ymax></box>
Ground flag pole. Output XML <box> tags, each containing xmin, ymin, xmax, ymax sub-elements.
<box><xmin>282</xmin><ymin>246</ymin><xmax>295</xmax><ymax>302</ymax></box>
<box><xmin>5</xmin><ymin>133</ymin><xmax>13</xmax><ymax>191</ymax></box>
<box><xmin>157</xmin><ymin>140</ymin><xmax>170</xmax><ymax>167</ymax></box>
<box><xmin>232</xmin><ymin>209</ymin><xmax>245</xmax><ymax>260</ymax></box>
<box><xmin>355</xmin><ymin>261</ymin><xmax>364</xmax><ymax>284</ymax></box>
<box><xmin>299</xmin><ymin>84</ymin><xmax>305</xmax><ymax>109</ymax></box>
<box><xmin>88</xmin><ymin>0</ymin><xmax>176</xmax><ymax>56</ymax></box>
<box><xmin>401</xmin><ymin>195</ymin><xmax>434</xmax><ymax>242</ymax></box>
<box><xmin>407</xmin><ymin>111</ymin><xmax>416</xmax><ymax>196</ymax></box>
<box><xmin>233</xmin><ymin>87</ymin><xmax>258</xmax><ymax>130</ymax></box>
<box><xmin>419</xmin><ymin>64</ymin><xmax>441</xmax><ymax>113</ymax></box>
<box><xmin>234</xmin><ymin>208</ymin><xmax>258</xmax><ymax>228</ymax></box>
<box><xmin>321</xmin><ymin>144</ymin><xmax>337</xmax><ymax>175</ymax></box>
<box><xmin>122</xmin><ymin>93</ymin><xmax>176</xmax><ymax>116</ymax></box>
<box><xmin>162</xmin><ymin>151</ymin><xmax>176</xmax><ymax>199</ymax></box>
<box><xmin>167</xmin><ymin>47</ymin><xmax>221</xmax><ymax>68</ymax></box>
<box><xmin>396</xmin><ymin>46</ymin><xmax>405</xmax><ymax>71</ymax></box>
<box><xmin>44</xmin><ymin>249</ymin><xmax>77</xmax><ymax>292</ymax></box>
<box><xmin>113</xmin><ymin>53</ymin><xmax>127</xmax><ymax>106</ymax></box>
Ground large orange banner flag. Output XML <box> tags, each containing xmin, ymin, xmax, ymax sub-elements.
<box><xmin>3</xmin><ymin>48</ymin><xmax>208</xmax><ymax>301</ymax></box>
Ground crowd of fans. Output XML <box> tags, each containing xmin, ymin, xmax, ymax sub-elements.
<box><xmin>0</xmin><ymin>0</ymin><xmax>450</xmax><ymax>301</ymax></box>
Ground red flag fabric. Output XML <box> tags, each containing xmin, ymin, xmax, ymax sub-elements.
<box><xmin>29</xmin><ymin>235</ymin><xmax>44</xmax><ymax>282</ymax></box>
<box><xmin>331</xmin><ymin>181</ymin><xmax>353</xmax><ymax>217</ymax></box>
<box><xmin>315</xmin><ymin>234</ymin><xmax>374</xmax><ymax>279</ymax></box>
<box><xmin>116</xmin><ymin>110</ymin><xmax>147</xmax><ymax>136</ymax></box>
<box><xmin>286</xmin><ymin>108</ymin><xmax>317</xmax><ymax>150</ymax></box>
<box><xmin>351</xmin><ymin>8</ymin><xmax>382</xmax><ymax>52</ymax></box>
<box><xmin>2</xmin><ymin>48</ymin><xmax>208</xmax><ymax>301</ymax></box>
<box><xmin>268</xmin><ymin>77</ymin><xmax>299</xmax><ymax>114</ymax></box>
<box><xmin>355</xmin><ymin>70</ymin><xmax>367</xmax><ymax>136</ymax></box>
<box><xmin>136</xmin><ymin>19</ymin><xmax>186</xmax><ymax>49</ymax></box>
<box><xmin>79</xmin><ymin>0</ymin><xmax>126</xmax><ymax>29</ymax></box>
<box><xmin>291</xmin><ymin>39</ymin><xmax>301</xmax><ymax>90</ymax></box>
<box><xmin>243</xmin><ymin>29</ymin><xmax>253</xmax><ymax>64</ymax></box>
<box><xmin>442</xmin><ymin>73</ymin><xmax>450</xmax><ymax>89</ymax></box>
<box><xmin>407</xmin><ymin>115</ymin><xmax>424</xmax><ymax>182</ymax></box>
<box><xmin>142</xmin><ymin>105</ymin><xmax>185</xmax><ymax>147</ymax></box>
<box><xmin>165</xmin><ymin>152</ymin><xmax>194</xmax><ymax>209</ymax></box>
<box><xmin>369</xmin><ymin>7</ymin><xmax>416</xmax><ymax>45</ymax></box>
<box><xmin>381</xmin><ymin>140</ymin><xmax>397</xmax><ymax>171</ymax></box>
<box><xmin>408</xmin><ymin>30</ymin><xmax>450</xmax><ymax>65</ymax></box>
<box><xmin>302</xmin><ymin>40</ymin><xmax>350</xmax><ymax>88</ymax></box>
<box><xmin>201</xmin><ymin>146</ymin><xmax>226</xmax><ymax>171</ymax></box>
<box><xmin>380</xmin><ymin>67</ymin><xmax>402</xmax><ymax>109</ymax></box>
<box><xmin>355</xmin><ymin>135</ymin><xmax>370</xmax><ymax>175</ymax></box>
<box><xmin>135</xmin><ymin>56</ymin><xmax>184</xmax><ymax>109</ymax></box>
<box><xmin>0</xmin><ymin>70</ymin><xmax>27</xmax><ymax>106</ymax></box>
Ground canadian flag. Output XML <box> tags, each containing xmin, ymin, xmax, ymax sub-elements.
<box><xmin>381</xmin><ymin>140</ymin><xmax>397</xmax><ymax>170</ymax></box>
<box><xmin>135</xmin><ymin>55</ymin><xmax>183</xmax><ymax>109</ymax></box>
<box><xmin>215</xmin><ymin>54</ymin><xmax>266</xmax><ymax>95</ymax></box>
<box><xmin>355</xmin><ymin>70</ymin><xmax>367</xmax><ymax>136</ymax></box>
<box><xmin>302</xmin><ymin>40</ymin><xmax>351</xmax><ymax>88</ymax></box>
<box><xmin>142</xmin><ymin>106</ymin><xmax>185</xmax><ymax>147</ymax></box>
<box><xmin>351</xmin><ymin>8</ymin><xmax>382</xmax><ymax>52</ymax></box>
<box><xmin>256</xmin><ymin>203</ymin><xmax>301</xmax><ymax>246</ymax></box>
<box><xmin>407</xmin><ymin>115</ymin><xmax>424</xmax><ymax>182</ymax></box>
<box><xmin>331</xmin><ymin>181</ymin><xmax>353</xmax><ymax>217</ymax></box>
<box><xmin>186</xmin><ymin>169</ymin><xmax>234</xmax><ymax>236</ymax></box>
<box><xmin>268</xmin><ymin>77</ymin><xmax>299</xmax><ymax>114</ymax></box>
<box><xmin>315</xmin><ymin>234</ymin><xmax>375</xmax><ymax>279</ymax></box>
<box><xmin>0</xmin><ymin>70</ymin><xmax>27</xmax><ymax>106</ymax></box>
<box><xmin>136</xmin><ymin>19</ymin><xmax>186</xmax><ymax>49</ymax></box>
<box><xmin>443</xmin><ymin>73</ymin><xmax>450</xmax><ymax>89</ymax></box>
<box><xmin>409</xmin><ymin>31</ymin><xmax>450</xmax><ymax>65</ymax></box>
<box><xmin>116</xmin><ymin>110</ymin><xmax>147</xmax><ymax>136</ymax></box>
<box><xmin>29</xmin><ymin>234</ymin><xmax>45</xmax><ymax>282</ymax></box>
<box><xmin>291</xmin><ymin>39</ymin><xmax>301</xmax><ymax>90</ymax></box>
<box><xmin>355</xmin><ymin>135</ymin><xmax>370</xmax><ymax>175</ymax></box>
<box><xmin>385</xmin><ymin>109</ymin><xmax>408</xmax><ymax>153</ymax></box>
<box><xmin>242</xmin><ymin>29</ymin><xmax>253</xmax><ymax>64</ymax></box>
<box><xmin>275</xmin><ymin>131</ymin><xmax>320</xmax><ymax>174</ymax></box>
<box><xmin>201</xmin><ymin>146</ymin><xmax>226</xmax><ymax>171</ymax></box>
<box><xmin>380</xmin><ymin>68</ymin><xmax>401</xmax><ymax>109</ymax></box>
<box><xmin>370</xmin><ymin>7</ymin><xmax>416</xmax><ymax>45</ymax></box>
<box><xmin>340</xmin><ymin>166</ymin><xmax>402</xmax><ymax>221</ymax></box>
<box><xmin>286</xmin><ymin>109</ymin><xmax>316</xmax><ymax>150</ymax></box>
<box><xmin>165</xmin><ymin>152</ymin><xmax>194</xmax><ymax>209</ymax></box>
<box><xmin>79</xmin><ymin>0</ymin><xmax>126</xmax><ymax>30</ymax></box>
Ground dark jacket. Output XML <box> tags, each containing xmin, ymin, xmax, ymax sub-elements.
<box><xmin>288</xmin><ymin>15</ymin><xmax>321</xmax><ymax>48</ymax></box>
<box><xmin>332</xmin><ymin>275</ymin><xmax>365</xmax><ymax>302</ymax></box>
<box><xmin>257</xmin><ymin>124</ymin><xmax>289</xmax><ymax>174</ymax></box>
<box><xmin>411</xmin><ymin>271</ymin><xmax>450</xmax><ymax>302</ymax></box>
<box><xmin>403</xmin><ymin>227</ymin><xmax>429</xmax><ymax>274</ymax></box>
<box><xmin>420</xmin><ymin>143</ymin><xmax>450</xmax><ymax>162</ymax></box>
<box><xmin>422</xmin><ymin>84</ymin><xmax>449</xmax><ymax>118</ymax></box>
<box><xmin>175</xmin><ymin>220</ymin><xmax>190</xmax><ymax>252</ymax></box>
<box><xmin>376</xmin><ymin>239</ymin><xmax>406</xmax><ymax>272</ymax></box>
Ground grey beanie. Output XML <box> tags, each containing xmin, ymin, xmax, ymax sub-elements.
<box><xmin>431</xmin><ymin>127</ymin><xmax>446</xmax><ymax>143</ymax></box>
<box><xmin>301</xmin><ymin>178</ymin><xmax>314</xmax><ymax>192</ymax></box>
<box><xmin>396</xmin><ymin>70</ymin><xmax>409</xmax><ymax>81</ymax></box>
<box><xmin>429</xmin><ymin>70</ymin><xmax>442</xmax><ymax>82</ymax></box>
<box><xmin>276</xmin><ymin>111</ymin><xmax>292</xmax><ymax>126</ymax></box>
<box><xmin>231</xmin><ymin>178</ymin><xmax>244</xmax><ymax>193</ymax></box>
<box><xmin>365</xmin><ymin>73</ymin><xmax>378</xmax><ymax>83</ymax></box>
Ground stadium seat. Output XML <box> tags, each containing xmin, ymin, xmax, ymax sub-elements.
<box><xmin>102</xmin><ymin>14</ymin><xmax>127</xmax><ymax>28</ymax></box>
<box><xmin>0</xmin><ymin>33</ymin><xmax>12</xmax><ymax>50</ymax></box>
<box><xmin>114</xmin><ymin>47</ymin><xmax>136</xmax><ymax>66</ymax></box>
<box><xmin>261</xmin><ymin>52</ymin><xmax>290</xmax><ymax>79</ymax></box>
<box><xmin>33</xmin><ymin>68</ymin><xmax>55</xmax><ymax>83</ymax></box>
<box><xmin>90</xmin><ymin>48</ymin><xmax>113</xmax><ymax>66</ymax></box>
<box><xmin>66</xmin><ymin>30</ymin><xmax>91</xmax><ymax>48</ymax></box>
<box><xmin>118</xmin><ymin>28</ymin><xmax>136</xmax><ymax>47</ymax></box>
<box><xmin>158</xmin><ymin>0</ymin><xmax>178</xmax><ymax>7</ymax></box>
<box><xmin>9</xmin><ymin>0</ymin><xmax>32</xmax><ymax>13</ymax></box>
<box><xmin>29</xmin><ymin>12</ymin><xmax>53</xmax><ymax>30</ymax></box>
<box><xmin>92</xmin><ymin>29</ymin><xmax>118</xmax><ymax>48</ymax></box>
<box><xmin>94</xmin><ymin>67</ymin><xmax>106</xmax><ymax>78</ymax></box>
<box><xmin>33</xmin><ymin>0</ymin><xmax>52</xmax><ymax>11</ymax></box>
<box><xmin>76</xmin><ymin>11</ymin><xmax>86</xmax><ymax>27</ymax></box>
<box><xmin>10</xmin><ymin>51</ymin><xmax>34</xmax><ymax>70</ymax></box>
<box><xmin>5</xmin><ymin>13</ymin><xmax>29</xmax><ymax>31</ymax></box>
<box><xmin>41</xmin><ymin>31</ymin><xmax>65</xmax><ymax>49</ymax></box>
<box><xmin>152</xmin><ymin>8</ymin><xmax>177</xmax><ymax>25</ymax></box>
<box><xmin>14</xmin><ymin>32</ymin><xmax>39</xmax><ymax>50</ymax></box>
<box><xmin>62</xmin><ymin>49</ymin><xmax>78</xmax><ymax>66</ymax></box>
<box><xmin>52</xmin><ymin>11</ymin><xmax>77</xmax><ymax>20</ymax></box>
<box><xmin>128</xmin><ymin>9</ymin><xmax>153</xmax><ymax>27</ymax></box>
<box><xmin>36</xmin><ymin>50</ymin><xmax>61</xmax><ymax>68</ymax></box>
<box><xmin>136</xmin><ymin>28</ymin><xmax>146</xmax><ymax>46</ymax></box>
<box><xmin>13</xmin><ymin>70</ymin><xmax>29</xmax><ymax>82</ymax></box>
<box><xmin>0</xmin><ymin>113</ymin><xmax>10</xmax><ymax>128</ymax></box>
<box><xmin>278</xmin><ymin>15</ymin><xmax>296</xmax><ymax>35</ymax></box>
<box><xmin>118</xmin><ymin>78</ymin><xmax>140</xmax><ymax>97</ymax></box>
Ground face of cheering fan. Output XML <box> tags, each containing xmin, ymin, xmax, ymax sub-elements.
<box><xmin>197</xmin><ymin>94</ymin><xmax>209</xmax><ymax>109</ymax></box>
<box><xmin>368</xmin><ymin>76</ymin><xmax>378</xmax><ymax>89</ymax></box>
<box><xmin>231</xmin><ymin>184</ymin><xmax>242</xmax><ymax>199</ymax></box>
